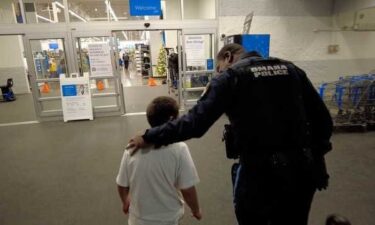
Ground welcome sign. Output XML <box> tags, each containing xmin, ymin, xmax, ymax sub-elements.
<box><xmin>129</xmin><ymin>0</ymin><xmax>161</xmax><ymax>16</ymax></box>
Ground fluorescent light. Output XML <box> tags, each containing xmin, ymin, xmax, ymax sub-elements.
<box><xmin>54</xmin><ymin>1</ymin><xmax>64</xmax><ymax>8</ymax></box>
<box><xmin>54</xmin><ymin>1</ymin><xmax>87</xmax><ymax>22</ymax></box>
<box><xmin>36</xmin><ymin>14</ymin><xmax>56</xmax><ymax>23</ymax></box>
<box><xmin>69</xmin><ymin>10</ymin><xmax>88</xmax><ymax>22</ymax></box>
<box><xmin>105</xmin><ymin>0</ymin><xmax>118</xmax><ymax>21</ymax></box>
<box><xmin>122</xmin><ymin>31</ymin><xmax>128</xmax><ymax>40</ymax></box>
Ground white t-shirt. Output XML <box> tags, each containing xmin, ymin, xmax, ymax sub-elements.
<box><xmin>116</xmin><ymin>142</ymin><xmax>199</xmax><ymax>225</ymax></box>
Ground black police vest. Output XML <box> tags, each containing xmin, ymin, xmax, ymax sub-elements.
<box><xmin>225</xmin><ymin>56</ymin><xmax>309</xmax><ymax>156</ymax></box>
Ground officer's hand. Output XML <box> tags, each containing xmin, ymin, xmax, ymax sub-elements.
<box><xmin>126</xmin><ymin>135</ymin><xmax>148</xmax><ymax>156</ymax></box>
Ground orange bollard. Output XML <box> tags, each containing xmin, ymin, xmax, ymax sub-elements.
<box><xmin>97</xmin><ymin>80</ymin><xmax>105</xmax><ymax>91</ymax></box>
<box><xmin>41</xmin><ymin>82</ymin><xmax>50</xmax><ymax>93</ymax></box>
<box><xmin>148</xmin><ymin>77</ymin><xmax>157</xmax><ymax>86</ymax></box>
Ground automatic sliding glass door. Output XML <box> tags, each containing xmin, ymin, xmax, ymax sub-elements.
<box><xmin>24</xmin><ymin>34</ymin><xmax>71</xmax><ymax>119</ymax></box>
<box><xmin>72</xmin><ymin>32</ymin><xmax>124</xmax><ymax>116</ymax></box>
<box><xmin>112</xmin><ymin>29</ymin><xmax>182</xmax><ymax>114</ymax></box>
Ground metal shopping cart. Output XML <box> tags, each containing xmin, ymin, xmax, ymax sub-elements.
<box><xmin>318</xmin><ymin>74</ymin><xmax>375</xmax><ymax>131</ymax></box>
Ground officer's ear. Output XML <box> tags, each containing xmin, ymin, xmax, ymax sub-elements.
<box><xmin>224</xmin><ymin>51</ymin><xmax>234</xmax><ymax>64</ymax></box>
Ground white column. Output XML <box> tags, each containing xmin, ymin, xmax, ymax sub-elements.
<box><xmin>0</xmin><ymin>0</ymin><xmax>29</xmax><ymax>93</ymax></box>
<box><xmin>0</xmin><ymin>0</ymin><xmax>16</xmax><ymax>23</ymax></box>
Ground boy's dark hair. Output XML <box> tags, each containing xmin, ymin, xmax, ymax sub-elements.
<box><xmin>326</xmin><ymin>214</ymin><xmax>351</xmax><ymax>225</ymax></box>
<box><xmin>146</xmin><ymin>96</ymin><xmax>179</xmax><ymax>127</ymax></box>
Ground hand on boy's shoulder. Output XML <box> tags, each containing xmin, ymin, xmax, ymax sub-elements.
<box><xmin>126</xmin><ymin>135</ymin><xmax>148</xmax><ymax>155</ymax></box>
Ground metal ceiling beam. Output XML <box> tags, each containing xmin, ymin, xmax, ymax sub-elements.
<box><xmin>0</xmin><ymin>20</ymin><xmax>218</xmax><ymax>35</ymax></box>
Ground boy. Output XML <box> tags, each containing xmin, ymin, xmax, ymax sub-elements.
<box><xmin>116</xmin><ymin>96</ymin><xmax>201</xmax><ymax>225</ymax></box>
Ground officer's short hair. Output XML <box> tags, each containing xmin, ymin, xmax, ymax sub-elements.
<box><xmin>147</xmin><ymin>96</ymin><xmax>179</xmax><ymax>127</ymax></box>
<box><xmin>217</xmin><ymin>43</ymin><xmax>245</xmax><ymax>60</ymax></box>
<box><xmin>326</xmin><ymin>214</ymin><xmax>351</xmax><ymax>225</ymax></box>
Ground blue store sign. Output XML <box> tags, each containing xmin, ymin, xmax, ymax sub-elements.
<box><xmin>242</xmin><ymin>34</ymin><xmax>270</xmax><ymax>58</ymax></box>
<box><xmin>62</xmin><ymin>85</ymin><xmax>77</xmax><ymax>97</ymax></box>
<box><xmin>206</xmin><ymin>59</ymin><xmax>214</xmax><ymax>71</ymax></box>
<box><xmin>129</xmin><ymin>0</ymin><xmax>161</xmax><ymax>16</ymax></box>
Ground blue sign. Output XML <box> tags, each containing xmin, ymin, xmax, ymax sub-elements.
<box><xmin>206</xmin><ymin>59</ymin><xmax>214</xmax><ymax>70</ymax></box>
<box><xmin>49</xmin><ymin>43</ymin><xmax>59</xmax><ymax>50</ymax></box>
<box><xmin>129</xmin><ymin>0</ymin><xmax>161</xmax><ymax>16</ymax></box>
<box><xmin>242</xmin><ymin>34</ymin><xmax>270</xmax><ymax>58</ymax></box>
<box><xmin>62</xmin><ymin>85</ymin><xmax>77</xmax><ymax>97</ymax></box>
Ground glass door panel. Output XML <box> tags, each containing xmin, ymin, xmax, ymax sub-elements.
<box><xmin>73</xmin><ymin>34</ymin><xmax>124</xmax><ymax>115</ymax></box>
<box><xmin>182</xmin><ymin>31</ymin><xmax>216</xmax><ymax>108</ymax></box>
<box><xmin>26</xmin><ymin>37</ymin><xmax>69</xmax><ymax>118</ymax></box>
<box><xmin>113</xmin><ymin>29</ymin><xmax>182</xmax><ymax>114</ymax></box>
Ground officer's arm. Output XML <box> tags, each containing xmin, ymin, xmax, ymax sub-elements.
<box><xmin>143</xmin><ymin>73</ymin><xmax>233</xmax><ymax>146</ymax></box>
<box><xmin>297</xmin><ymin>67</ymin><xmax>333</xmax><ymax>155</ymax></box>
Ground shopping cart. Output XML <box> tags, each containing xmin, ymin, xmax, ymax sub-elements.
<box><xmin>318</xmin><ymin>74</ymin><xmax>375</xmax><ymax>131</ymax></box>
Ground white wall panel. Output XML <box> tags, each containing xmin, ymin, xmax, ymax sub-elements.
<box><xmin>219</xmin><ymin>0</ymin><xmax>375</xmax><ymax>84</ymax></box>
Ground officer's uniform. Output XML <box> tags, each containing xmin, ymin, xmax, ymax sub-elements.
<box><xmin>143</xmin><ymin>52</ymin><xmax>333</xmax><ymax>225</ymax></box>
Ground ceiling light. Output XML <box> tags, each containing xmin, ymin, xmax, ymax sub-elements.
<box><xmin>122</xmin><ymin>31</ymin><xmax>128</xmax><ymax>40</ymax></box>
<box><xmin>69</xmin><ymin>11</ymin><xmax>88</xmax><ymax>22</ymax></box>
<box><xmin>54</xmin><ymin>1</ymin><xmax>64</xmax><ymax>9</ymax></box>
<box><xmin>54</xmin><ymin>1</ymin><xmax>87</xmax><ymax>22</ymax></box>
<box><xmin>36</xmin><ymin>14</ymin><xmax>56</xmax><ymax>23</ymax></box>
<box><xmin>105</xmin><ymin>0</ymin><xmax>118</xmax><ymax>21</ymax></box>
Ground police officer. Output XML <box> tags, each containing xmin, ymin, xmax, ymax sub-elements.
<box><xmin>127</xmin><ymin>43</ymin><xmax>333</xmax><ymax>225</ymax></box>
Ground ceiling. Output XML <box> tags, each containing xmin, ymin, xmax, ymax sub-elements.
<box><xmin>33</xmin><ymin>0</ymin><xmax>163</xmax><ymax>39</ymax></box>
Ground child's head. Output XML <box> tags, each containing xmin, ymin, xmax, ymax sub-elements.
<box><xmin>146</xmin><ymin>96</ymin><xmax>179</xmax><ymax>127</ymax></box>
<box><xmin>326</xmin><ymin>214</ymin><xmax>351</xmax><ymax>225</ymax></box>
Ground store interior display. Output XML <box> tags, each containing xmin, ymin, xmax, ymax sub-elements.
<box><xmin>33</xmin><ymin>49</ymin><xmax>66</xmax><ymax>79</ymax></box>
<box><xmin>135</xmin><ymin>44</ymin><xmax>151</xmax><ymax>77</ymax></box>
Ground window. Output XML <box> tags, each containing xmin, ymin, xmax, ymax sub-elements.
<box><xmin>24</xmin><ymin>0</ymin><xmax>66</xmax><ymax>23</ymax></box>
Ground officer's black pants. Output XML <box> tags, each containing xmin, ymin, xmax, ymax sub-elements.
<box><xmin>233</xmin><ymin>163</ymin><xmax>316</xmax><ymax>225</ymax></box>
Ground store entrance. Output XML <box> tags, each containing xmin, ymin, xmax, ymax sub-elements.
<box><xmin>24</xmin><ymin>31</ymin><xmax>125</xmax><ymax>121</ymax></box>
<box><xmin>112</xmin><ymin>30</ymin><xmax>182</xmax><ymax>114</ymax></box>
<box><xmin>22</xmin><ymin>28</ymin><xmax>216</xmax><ymax>120</ymax></box>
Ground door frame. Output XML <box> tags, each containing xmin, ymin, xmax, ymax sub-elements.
<box><xmin>112</xmin><ymin>29</ymin><xmax>184</xmax><ymax>113</ymax></box>
<box><xmin>24</xmin><ymin>32</ymin><xmax>74</xmax><ymax>120</ymax></box>
<box><xmin>181</xmin><ymin>28</ymin><xmax>217</xmax><ymax>108</ymax></box>
<box><xmin>24</xmin><ymin>31</ymin><xmax>126</xmax><ymax>121</ymax></box>
<box><xmin>71</xmin><ymin>30</ymin><xmax>125</xmax><ymax>116</ymax></box>
<box><xmin>20</xmin><ymin>22</ymin><xmax>218</xmax><ymax>120</ymax></box>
